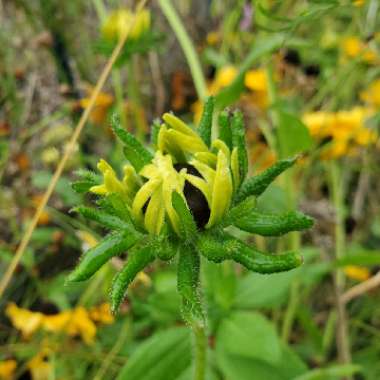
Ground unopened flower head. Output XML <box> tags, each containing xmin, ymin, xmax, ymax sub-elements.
<box><xmin>68</xmin><ymin>97</ymin><xmax>313</xmax><ymax>314</ymax></box>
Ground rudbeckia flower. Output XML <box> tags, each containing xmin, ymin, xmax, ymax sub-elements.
<box><xmin>68</xmin><ymin>97</ymin><xmax>314</xmax><ymax>316</ymax></box>
<box><xmin>5</xmin><ymin>303</ymin><xmax>113</xmax><ymax>345</ymax></box>
<box><xmin>0</xmin><ymin>360</ymin><xmax>16</xmax><ymax>380</ymax></box>
<box><xmin>303</xmin><ymin>107</ymin><xmax>377</xmax><ymax>159</ymax></box>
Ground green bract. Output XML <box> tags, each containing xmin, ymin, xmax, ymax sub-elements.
<box><xmin>67</xmin><ymin>97</ymin><xmax>314</xmax><ymax>316</ymax></box>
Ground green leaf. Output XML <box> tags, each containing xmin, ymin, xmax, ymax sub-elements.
<box><xmin>235</xmin><ymin>157</ymin><xmax>297</xmax><ymax>203</ymax></box>
<box><xmin>111</xmin><ymin>115</ymin><xmax>153</xmax><ymax>172</ymax></box>
<box><xmin>276</xmin><ymin>111</ymin><xmax>313</xmax><ymax>158</ymax></box>
<box><xmin>335</xmin><ymin>250</ymin><xmax>380</xmax><ymax>267</ymax></box>
<box><xmin>293</xmin><ymin>364</ymin><xmax>361</xmax><ymax>380</ymax></box>
<box><xmin>215</xmin><ymin>35</ymin><xmax>284</xmax><ymax>108</ymax></box>
<box><xmin>234</xmin><ymin>210</ymin><xmax>314</xmax><ymax>236</ymax></box>
<box><xmin>216</xmin><ymin>311</ymin><xmax>307</xmax><ymax>380</ymax></box>
<box><xmin>216</xmin><ymin>311</ymin><xmax>281</xmax><ymax>364</ymax></box>
<box><xmin>66</xmin><ymin>231</ymin><xmax>139</xmax><ymax>283</ymax></box>
<box><xmin>234</xmin><ymin>271</ymin><xmax>297</xmax><ymax>309</ymax></box>
<box><xmin>111</xmin><ymin>242</ymin><xmax>155</xmax><ymax>313</ymax></box>
<box><xmin>116</xmin><ymin>327</ymin><xmax>192</xmax><ymax>380</ymax></box>
<box><xmin>198</xmin><ymin>96</ymin><xmax>215</xmax><ymax>147</ymax></box>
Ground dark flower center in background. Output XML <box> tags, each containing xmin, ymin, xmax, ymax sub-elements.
<box><xmin>174</xmin><ymin>163</ymin><xmax>210</xmax><ymax>229</ymax></box>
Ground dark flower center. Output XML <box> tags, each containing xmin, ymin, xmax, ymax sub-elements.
<box><xmin>174</xmin><ymin>163</ymin><xmax>210</xmax><ymax>229</ymax></box>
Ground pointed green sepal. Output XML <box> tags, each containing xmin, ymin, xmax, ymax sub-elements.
<box><xmin>151</xmin><ymin>118</ymin><xmax>161</xmax><ymax>148</ymax></box>
<box><xmin>224</xmin><ymin>196</ymin><xmax>256</xmax><ymax>226</ymax></box>
<box><xmin>72</xmin><ymin>169</ymin><xmax>102</xmax><ymax>193</ymax></box>
<box><xmin>171</xmin><ymin>192</ymin><xmax>197</xmax><ymax>242</ymax></box>
<box><xmin>110</xmin><ymin>243</ymin><xmax>155</xmax><ymax>313</ymax></box>
<box><xmin>230</xmin><ymin>237</ymin><xmax>303</xmax><ymax>273</ymax></box>
<box><xmin>177</xmin><ymin>246</ymin><xmax>204</xmax><ymax>323</ymax></box>
<box><xmin>198</xmin><ymin>96</ymin><xmax>215</xmax><ymax>147</ymax></box>
<box><xmin>111</xmin><ymin>115</ymin><xmax>153</xmax><ymax>172</ymax></box>
<box><xmin>74</xmin><ymin>206</ymin><xmax>135</xmax><ymax>231</ymax></box>
<box><xmin>235</xmin><ymin>156</ymin><xmax>297</xmax><ymax>203</ymax></box>
<box><xmin>231</xmin><ymin>110</ymin><xmax>248</xmax><ymax>183</ymax></box>
<box><xmin>197</xmin><ymin>231</ymin><xmax>303</xmax><ymax>273</ymax></box>
<box><xmin>66</xmin><ymin>231</ymin><xmax>140</xmax><ymax>283</ymax></box>
<box><xmin>234</xmin><ymin>210</ymin><xmax>314</xmax><ymax>236</ymax></box>
<box><xmin>218</xmin><ymin>110</ymin><xmax>232</xmax><ymax>150</ymax></box>
<box><xmin>154</xmin><ymin>234</ymin><xmax>178</xmax><ymax>261</ymax></box>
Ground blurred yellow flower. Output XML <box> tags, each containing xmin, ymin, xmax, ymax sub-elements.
<box><xmin>341</xmin><ymin>36</ymin><xmax>378</xmax><ymax>64</ymax></box>
<box><xmin>102</xmin><ymin>9</ymin><xmax>150</xmax><ymax>41</ymax></box>
<box><xmin>206</xmin><ymin>31</ymin><xmax>220</xmax><ymax>46</ymax></box>
<box><xmin>344</xmin><ymin>265</ymin><xmax>370</xmax><ymax>281</ymax></box>
<box><xmin>0</xmin><ymin>360</ymin><xmax>16</xmax><ymax>380</ymax></box>
<box><xmin>79</xmin><ymin>86</ymin><xmax>114</xmax><ymax>125</ymax></box>
<box><xmin>303</xmin><ymin>107</ymin><xmax>377</xmax><ymax>158</ymax></box>
<box><xmin>360</xmin><ymin>79</ymin><xmax>380</xmax><ymax>108</ymax></box>
<box><xmin>208</xmin><ymin>66</ymin><xmax>237</xmax><ymax>94</ymax></box>
<box><xmin>244</xmin><ymin>68</ymin><xmax>269</xmax><ymax>108</ymax></box>
<box><xmin>27</xmin><ymin>350</ymin><xmax>53</xmax><ymax>380</ymax></box>
<box><xmin>5</xmin><ymin>303</ymin><xmax>114</xmax><ymax>345</ymax></box>
<box><xmin>89</xmin><ymin>303</ymin><xmax>114</xmax><ymax>324</ymax></box>
<box><xmin>353</xmin><ymin>0</ymin><xmax>365</xmax><ymax>6</ymax></box>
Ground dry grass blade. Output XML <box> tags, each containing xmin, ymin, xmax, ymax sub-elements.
<box><xmin>0</xmin><ymin>0</ymin><xmax>148</xmax><ymax>298</ymax></box>
<box><xmin>342</xmin><ymin>271</ymin><xmax>380</xmax><ymax>304</ymax></box>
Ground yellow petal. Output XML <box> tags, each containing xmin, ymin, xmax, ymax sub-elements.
<box><xmin>144</xmin><ymin>186</ymin><xmax>165</xmax><ymax>235</ymax></box>
<box><xmin>194</xmin><ymin>152</ymin><xmax>217</xmax><ymax>168</ymax></box>
<box><xmin>189</xmin><ymin>159</ymin><xmax>215</xmax><ymax>185</ymax></box>
<box><xmin>89</xmin><ymin>184</ymin><xmax>108</xmax><ymax>195</ymax></box>
<box><xmin>185</xmin><ymin>174</ymin><xmax>212</xmax><ymax>205</ymax></box>
<box><xmin>132</xmin><ymin>178</ymin><xmax>161</xmax><ymax>225</ymax></box>
<box><xmin>165</xmin><ymin>129</ymin><xmax>208</xmax><ymax>154</ymax></box>
<box><xmin>212</xmin><ymin>139</ymin><xmax>231</xmax><ymax>161</ymax></box>
<box><xmin>231</xmin><ymin>147</ymin><xmax>240</xmax><ymax>188</ymax></box>
<box><xmin>206</xmin><ymin>150</ymin><xmax>233</xmax><ymax>228</ymax></box>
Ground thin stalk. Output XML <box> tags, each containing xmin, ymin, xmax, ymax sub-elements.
<box><xmin>158</xmin><ymin>0</ymin><xmax>207</xmax><ymax>101</ymax></box>
<box><xmin>112</xmin><ymin>68</ymin><xmax>128</xmax><ymax>129</ymax></box>
<box><xmin>329</xmin><ymin>161</ymin><xmax>352</xmax><ymax>367</ymax></box>
<box><xmin>266</xmin><ymin>62</ymin><xmax>301</xmax><ymax>342</ymax></box>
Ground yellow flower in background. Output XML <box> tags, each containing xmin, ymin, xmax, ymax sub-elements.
<box><xmin>5</xmin><ymin>303</ymin><xmax>114</xmax><ymax>345</ymax></box>
<box><xmin>102</xmin><ymin>8</ymin><xmax>150</xmax><ymax>41</ymax></box>
<box><xmin>206</xmin><ymin>31</ymin><xmax>220</xmax><ymax>46</ymax></box>
<box><xmin>208</xmin><ymin>66</ymin><xmax>237</xmax><ymax>94</ymax></box>
<box><xmin>0</xmin><ymin>360</ymin><xmax>16</xmax><ymax>380</ymax></box>
<box><xmin>244</xmin><ymin>68</ymin><xmax>269</xmax><ymax>109</ymax></box>
<box><xmin>303</xmin><ymin>107</ymin><xmax>377</xmax><ymax>159</ymax></box>
<box><xmin>5</xmin><ymin>303</ymin><xmax>43</xmax><ymax>338</ymax></box>
<box><xmin>79</xmin><ymin>86</ymin><xmax>114</xmax><ymax>125</ymax></box>
<box><xmin>27</xmin><ymin>350</ymin><xmax>53</xmax><ymax>380</ymax></box>
<box><xmin>353</xmin><ymin>0</ymin><xmax>365</xmax><ymax>6</ymax></box>
<box><xmin>344</xmin><ymin>265</ymin><xmax>370</xmax><ymax>281</ymax></box>
<box><xmin>89</xmin><ymin>303</ymin><xmax>114</xmax><ymax>324</ymax></box>
<box><xmin>360</xmin><ymin>79</ymin><xmax>380</xmax><ymax>108</ymax></box>
<box><xmin>341</xmin><ymin>36</ymin><xmax>378</xmax><ymax>64</ymax></box>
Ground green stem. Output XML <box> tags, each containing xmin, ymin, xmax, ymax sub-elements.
<box><xmin>191</xmin><ymin>321</ymin><xmax>207</xmax><ymax>380</ymax></box>
<box><xmin>112</xmin><ymin>68</ymin><xmax>127</xmax><ymax>129</ymax></box>
<box><xmin>158</xmin><ymin>0</ymin><xmax>207</xmax><ymax>100</ymax></box>
<box><xmin>329</xmin><ymin>161</ymin><xmax>351</xmax><ymax>367</ymax></box>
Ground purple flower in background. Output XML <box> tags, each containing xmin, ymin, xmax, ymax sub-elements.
<box><xmin>240</xmin><ymin>3</ymin><xmax>253</xmax><ymax>31</ymax></box>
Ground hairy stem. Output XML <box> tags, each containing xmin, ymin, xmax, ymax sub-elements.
<box><xmin>158</xmin><ymin>0</ymin><xmax>207</xmax><ymax>100</ymax></box>
<box><xmin>191</xmin><ymin>321</ymin><xmax>207</xmax><ymax>380</ymax></box>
